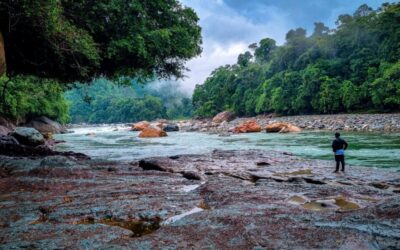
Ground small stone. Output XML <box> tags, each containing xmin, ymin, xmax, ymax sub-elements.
<box><xmin>181</xmin><ymin>171</ymin><xmax>203</xmax><ymax>180</ymax></box>
<box><xmin>138</xmin><ymin>159</ymin><xmax>167</xmax><ymax>171</ymax></box>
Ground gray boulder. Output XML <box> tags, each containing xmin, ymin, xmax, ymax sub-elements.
<box><xmin>162</xmin><ymin>123</ymin><xmax>179</xmax><ymax>132</ymax></box>
<box><xmin>11</xmin><ymin>127</ymin><xmax>45</xmax><ymax>146</ymax></box>
<box><xmin>25</xmin><ymin>116</ymin><xmax>67</xmax><ymax>134</ymax></box>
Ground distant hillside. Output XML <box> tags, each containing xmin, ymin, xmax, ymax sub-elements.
<box><xmin>193</xmin><ymin>3</ymin><xmax>400</xmax><ymax>117</ymax></box>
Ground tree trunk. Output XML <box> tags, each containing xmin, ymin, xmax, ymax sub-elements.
<box><xmin>0</xmin><ymin>31</ymin><xmax>6</xmax><ymax>76</ymax></box>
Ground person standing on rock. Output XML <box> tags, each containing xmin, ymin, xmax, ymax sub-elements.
<box><xmin>332</xmin><ymin>132</ymin><xmax>348</xmax><ymax>173</ymax></box>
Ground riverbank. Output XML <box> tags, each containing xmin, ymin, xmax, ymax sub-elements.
<box><xmin>0</xmin><ymin>150</ymin><xmax>399</xmax><ymax>248</ymax></box>
<box><xmin>177</xmin><ymin>113</ymin><xmax>400</xmax><ymax>133</ymax></box>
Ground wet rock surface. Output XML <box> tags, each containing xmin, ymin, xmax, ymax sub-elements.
<box><xmin>138</xmin><ymin>126</ymin><xmax>168</xmax><ymax>138</ymax></box>
<box><xmin>265</xmin><ymin>122</ymin><xmax>301</xmax><ymax>133</ymax></box>
<box><xmin>11</xmin><ymin>127</ymin><xmax>45</xmax><ymax>146</ymax></box>
<box><xmin>0</xmin><ymin>150</ymin><xmax>399</xmax><ymax>249</ymax></box>
<box><xmin>234</xmin><ymin>120</ymin><xmax>261</xmax><ymax>133</ymax></box>
<box><xmin>131</xmin><ymin>121</ymin><xmax>150</xmax><ymax>131</ymax></box>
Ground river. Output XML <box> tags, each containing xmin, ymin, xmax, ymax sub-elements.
<box><xmin>55</xmin><ymin>125</ymin><xmax>400</xmax><ymax>169</ymax></box>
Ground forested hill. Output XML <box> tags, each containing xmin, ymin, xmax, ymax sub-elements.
<box><xmin>192</xmin><ymin>3</ymin><xmax>400</xmax><ymax>118</ymax></box>
<box><xmin>65</xmin><ymin>79</ymin><xmax>193</xmax><ymax>124</ymax></box>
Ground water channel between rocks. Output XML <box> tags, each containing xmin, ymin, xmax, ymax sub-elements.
<box><xmin>55</xmin><ymin>126</ymin><xmax>400</xmax><ymax>169</ymax></box>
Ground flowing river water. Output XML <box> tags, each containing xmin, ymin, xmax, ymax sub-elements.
<box><xmin>55</xmin><ymin>125</ymin><xmax>400</xmax><ymax>169</ymax></box>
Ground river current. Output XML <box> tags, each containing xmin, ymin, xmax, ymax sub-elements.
<box><xmin>55</xmin><ymin>125</ymin><xmax>400</xmax><ymax>169</ymax></box>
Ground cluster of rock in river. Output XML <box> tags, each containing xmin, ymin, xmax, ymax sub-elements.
<box><xmin>177</xmin><ymin>112</ymin><xmax>400</xmax><ymax>134</ymax></box>
<box><xmin>0</xmin><ymin>150</ymin><xmax>399</xmax><ymax>248</ymax></box>
<box><xmin>130</xmin><ymin>112</ymin><xmax>303</xmax><ymax>138</ymax></box>
<box><xmin>0</xmin><ymin>116</ymin><xmax>87</xmax><ymax>159</ymax></box>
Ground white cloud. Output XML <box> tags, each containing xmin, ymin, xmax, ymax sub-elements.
<box><xmin>179</xmin><ymin>0</ymin><xmax>292</xmax><ymax>93</ymax></box>
<box><xmin>180</xmin><ymin>41</ymin><xmax>247</xmax><ymax>93</ymax></box>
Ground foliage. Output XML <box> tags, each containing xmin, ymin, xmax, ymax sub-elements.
<box><xmin>0</xmin><ymin>75</ymin><xmax>69</xmax><ymax>123</ymax></box>
<box><xmin>0</xmin><ymin>1</ymin><xmax>201</xmax><ymax>122</ymax></box>
<box><xmin>65</xmin><ymin>79</ymin><xmax>192</xmax><ymax>123</ymax></box>
<box><xmin>193</xmin><ymin>3</ymin><xmax>400</xmax><ymax>117</ymax></box>
<box><xmin>0</xmin><ymin>0</ymin><xmax>202</xmax><ymax>82</ymax></box>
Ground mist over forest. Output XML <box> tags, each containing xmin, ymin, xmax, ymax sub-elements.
<box><xmin>65</xmin><ymin>79</ymin><xmax>193</xmax><ymax>123</ymax></box>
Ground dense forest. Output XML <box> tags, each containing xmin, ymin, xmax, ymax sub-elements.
<box><xmin>193</xmin><ymin>3</ymin><xmax>400</xmax><ymax>117</ymax></box>
<box><xmin>0</xmin><ymin>0</ymin><xmax>201</xmax><ymax>123</ymax></box>
<box><xmin>65</xmin><ymin>79</ymin><xmax>192</xmax><ymax>123</ymax></box>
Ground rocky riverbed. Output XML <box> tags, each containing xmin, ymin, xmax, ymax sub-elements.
<box><xmin>1</xmin><ymin>150</ymin><xmax>399</xmax><ymax>249</ymax></box>
<box><xmin>178</xmin><ymin>113</ymin><xmax>400</xmax><ymax>133</ymax></box>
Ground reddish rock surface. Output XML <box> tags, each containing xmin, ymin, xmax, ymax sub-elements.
<box><xmin>212</xmin><ymin>111</ymin><xmax>236</xmax><ymax>123</ymax></box>
<box><xmin>265</xmin><ymin>122</ymin><xmax>301</xmax><ymax>133</ymax></box>
<box><xmin>0</xmin><ymin>117</ymin><xmax>15</xmax><ymax>132</ymax></box>
<box><xmin>0</xmin><ymin>125</ymin><xmax>11</xmax><ymax>136</ymax></box>
<box><xmin>0</xmin><ymin>150</ymin><xmax>399</xmax><ymax>249</ymax></box>
<box><xmin>138</xmin><ymin>126</ymin><xmax>167</xmax><ymax>138</ymax></box>
<box><xmin>234</xmin><ymin>120</ymin><xmax>262</xmax><ymax>133</ymax></box>
<box><xmin>131</xmin><ymin>121</ymin><xmax>150</xmax><ymax>131</ymax></box>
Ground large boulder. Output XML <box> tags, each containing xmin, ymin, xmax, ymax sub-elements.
<box><xmin>212</xmin><ymin>111</ymin><xmax>236</xmax><ymax>123</ymax></box>
<box><xmin>11</xmin><ymin>127</ymin><xmax>45</xmax><ymax>146</ymax></box>
<box><xmin>234</xmin><ymin>120</ymin><xmax>261</xmax><ymax>133</ymax></box>
<box><xmin>162</xmin><ymin>123</ymin><xmax>179</xmax><ymax>132</ymax></box>
<box><xmin>138</xmin><ymin>126</ymin><xmax>168</xmax><ymax>138</ymax></box>
<box><xmin>25</xmin><ymin>116</ymin><xmax>67</xmax><ymax>134</ymax></box>
<box><xmin>131</xmin><ymin>121</ymin><xmax>150</xmax><ymax>131</ymax></box>
<box><xmin>265</xmin><ymin>122</ymin><xmax>301</xmax><ymax>133</ymax></box>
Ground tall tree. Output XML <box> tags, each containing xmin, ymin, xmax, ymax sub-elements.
<box><xmin>0</xmin><ymin>0</ymin><xmax>202</xmax><ymax>82</ymax></box>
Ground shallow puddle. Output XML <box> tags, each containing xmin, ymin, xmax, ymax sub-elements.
<box><xmin>334</xmin><ymin>197</ymin><xmax>360</xmax><ymax>211</ymax></box>
<box><xmin>288</xmin><ymin>195</ymin><xmax>307</xmax><ymax>204</ymax></box>
<box><xmin>302</xmin><ymin>201</ymin><xmax>329</xmax><ymax>211</ymax></box>
<box><xmin>180</xmin><ymin>181</ymin><xmax>206</xmax><ymax>193</ymax></box>
<box><xmin>162</xmin><ymin>207</ymin><xmax>204</xmax><ymax>225</ymax></box>
<box><xmin>75</xmin><ymin>216</ymin><xmax>161</xmax><ymax>237</ymax></box>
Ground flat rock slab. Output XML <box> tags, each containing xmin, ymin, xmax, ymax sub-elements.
<box><xmin>0</xmin><ymin>150</ymin><xmax>399</xmax><ymax>249</ymax></box>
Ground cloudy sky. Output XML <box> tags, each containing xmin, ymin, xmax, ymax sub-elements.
<box><xmin>177</xmin><ymin>0</ymin><xmax>386</xmax><ymax>93</ymax></box>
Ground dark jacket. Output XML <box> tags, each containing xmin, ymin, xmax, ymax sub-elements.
<box><xmin>332</xmin><ymin>138</ymin><xmax>348</xmax><ymax>152</ymax></box>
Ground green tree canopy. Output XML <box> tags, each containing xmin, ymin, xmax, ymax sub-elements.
<box><xmin>0</xmin><ymin>0</ymin><xmax>202</xmax><ymax>82</ymax></box>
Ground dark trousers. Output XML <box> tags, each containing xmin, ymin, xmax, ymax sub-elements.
<box><xmin>335</xmin><ymin>155</ymin><xmax>345</xmax><ymax>171</ymax></box>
